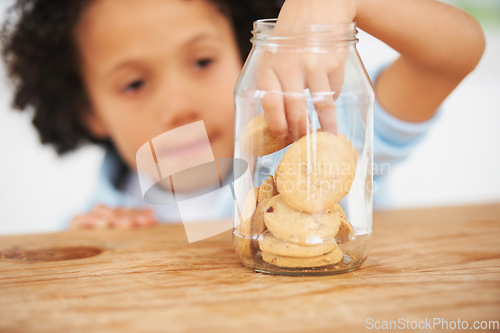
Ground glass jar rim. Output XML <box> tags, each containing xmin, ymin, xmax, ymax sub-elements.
<box><xmin>252</xmin><ymin>19</ymin><xmax>357</xmax><ymax>42</ymax></box>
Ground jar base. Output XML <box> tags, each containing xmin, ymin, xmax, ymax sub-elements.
<box><xmin>251</xmin><ymin>254</ymin><xmax>367</xmax><ymax>277</ymax></box>
<box><xmin>234</xmin><ymin>233</ymin><xmax>370</xmax><ymax>276</ymax></box>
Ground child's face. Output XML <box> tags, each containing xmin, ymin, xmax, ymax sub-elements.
<box><xmin>76</xmin><ymin>0</ymin><xmax>241</xmax><ymax>172</ymax></box>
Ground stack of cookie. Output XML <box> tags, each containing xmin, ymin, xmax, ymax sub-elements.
<box><xmin>234</xmin><ymin>175</ymin><xmax>277</xmax><ymax>263</ymax></box>
<box><xmin>261</xmin><ymin>131</ymin><xmax>357</xmax><ymax>268</ymax></box>
<box><xmin>238</xmin><ymin>115</ymin><xmax>357</xmax><ymax>268</ymax></box>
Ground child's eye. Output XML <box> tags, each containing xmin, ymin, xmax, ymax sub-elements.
<box><xmin>124</xmin><ymin>79</ymin><xmax>146</xmax><ymax>93</ymax></box>
<box><xmin>194</xmin><ymin>58</ymin><xmax>214</xmax><ymax>70</ymax></box>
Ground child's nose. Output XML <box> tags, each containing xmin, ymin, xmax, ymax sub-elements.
<box><xmin>162</xmin><ymin>108</ymin><xmax>199</xmax><ymax>128</ymax></box>
<box><xmin>159</xmin><ymin>83</ymin><xmax>200</xmax><ymax>128</ymax></box>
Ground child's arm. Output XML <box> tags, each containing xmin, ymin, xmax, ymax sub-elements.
<box><xmin>263</xmin><ymin>0</ymin><xmax>485</xmax><ymax>137</ymax></box>
<box><xmin>354</xmin><ymin>0</ymin><xmax>485</xmax><ymax>123</ymax></box>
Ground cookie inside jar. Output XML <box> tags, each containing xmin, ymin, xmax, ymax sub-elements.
<box><xmin>234</xmin><ymin>129</ymin><xmax>369</xmax><ymax>276</ymax></box>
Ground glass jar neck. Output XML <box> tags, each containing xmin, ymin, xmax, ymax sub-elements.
<box><xmin>251</xmin><ymin>19</ymin><xmax>357</xmax><ymax>46</ymax></box>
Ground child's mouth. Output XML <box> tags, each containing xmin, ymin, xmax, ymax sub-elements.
<box><xmin>158</xmin><ymin>137</ymin><xmax>212</xmax><ymax>159</ymax></box>
<box><xmin>156</xmin><ymin>129</ymin><xmax>222</xmax><ymax>159</ymax></box>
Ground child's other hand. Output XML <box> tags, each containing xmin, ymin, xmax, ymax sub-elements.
<box><xmin>257</xmin><ymin>0</ymin><xmax>355</xmax><ymax>140</ymax></box>
<box><xmin>70</xmin><ymin>204</ymin><xmax>158</xmax><ymax>229</ymax></box>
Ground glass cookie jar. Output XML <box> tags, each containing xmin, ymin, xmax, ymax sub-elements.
<box><xmin>233</xmin><ymin>19</ymin><xmax>374</xmax><ymax>276</ymax></box>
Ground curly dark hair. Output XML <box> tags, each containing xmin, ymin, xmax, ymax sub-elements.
<box><xmin>1</xmin><ymin>0</ymin><xmax>281</xmax><ymax>154</ymax></box>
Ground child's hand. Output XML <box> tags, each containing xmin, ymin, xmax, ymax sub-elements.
<box><xmin>257</xmin><ymin>0</ymin><xmax>356</xmax><ymax>140</ymax></box>
<box><xmin>70</xmin><ymin>204</ymin><xmax>158</xmax><ymax>229</ymax></box>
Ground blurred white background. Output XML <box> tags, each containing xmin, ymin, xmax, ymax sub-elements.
<box><xmin>0</xmin><ymin>0</ymin><xmax>499</xmax><ymax>235</ymax></box>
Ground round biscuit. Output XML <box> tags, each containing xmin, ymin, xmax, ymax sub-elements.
<box><xmin>261</xmin><ymin>246</ymin><xmax>344</xmax><ymax>268</ymax></box>
<box><xmin>334</xmin><ymin>203</ymin><xmax>354</xmax><ymax>243</ymax></box>
<box><xmin>276</xmin><ymin>131</ymin><xmax>357</xmax><ymax>213</ymax></box>
<box><xmin>234</xmin><ymin>187</ymin><xmax>258</xmax><ymax>259</ymax></box>
<box><xmin>263</xmin><ymin>194</ymin><xmax>341</xmax><ymax>245</ymax></box>
<box><xmin>250</xmin><ymin>197</ymin><xmax>269</xmax><ymax>249</ymax></box>
<box><xmin>258</xmin><ymin>175</ymin><xmax>278</xmax><ymax>203</ymax></box>
<box><xmin>240</xmin><ymin>114</ymin><xmax>293</xmax><ymax>156</ymax></box>
<box><xmin>259</xmin><ymin>230</ymin><xmax>336</xmax><ymax>257</ymax></box>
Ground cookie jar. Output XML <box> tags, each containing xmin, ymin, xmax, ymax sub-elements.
<box><xmin>233</xmin><ymin>19</ymin><xmax>374</xmax><ymax>276</ymax></box>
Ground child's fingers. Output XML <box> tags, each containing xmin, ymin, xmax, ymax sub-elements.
<box><xmin>137</xmin><ymin>207</ymin><xmax>158</xmax><ymax>226</ymax></box>
<box><xmin>281</xmin><ymin>78</ymin><xmax>309</xmax><ymax>140</ymax></box>
<box><xmin>134</xmin><ymin>211</ymin><xmax>159</xmax><ymax>227</ymax></box>
<box><xmin>257</xmin><ymin>63</ymin><xmax>288</xmax><ymax>139</ymax></box>
<box><xmin>69</xmin><ymin>215</ymin><xmax>88</xmax><ymax>229</ymax></box>
<box><xmin>70</xmin><ymin>206</ymin><xmax>158</xmax><ymax>230</ymax></box>
<box><xmin>69</xmin><ymin>214</ymin><xmax>111</xmax><ymax>229</ymax></box>
<box><xmin>112</xmin><ymin>215</ymin><xmax>134</xmax><ymax>228</ymax></box>
<box><xmin>93</xmin><ymin>204</ymin><xmax>116</xmax><ymax>220</ymax></box>
<box><xmin>111</xmin><ymin>207</ymin><xmax>136</xmax><ymax>228</ymax></box>
<box><xmin>307</xmin><ymin>72</ymin><xmax>337</xmax><ymax>134</ymax></box>
<box><xmin>141</xmin><ymin>208</ymin><xmax>159</xmax><ymax>227</ymax></box>
<box><xmin>328</xmin><ymin>63</ymin><xmax>345</xmax><ymax>103</ymax></box>
<box><xmin>114</xmin><ymin>207</ymin><xmax>158</xmax><ymax>228</ymax></box>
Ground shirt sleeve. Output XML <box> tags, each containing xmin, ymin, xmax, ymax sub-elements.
<box><xmin>372</xmin><ymin>65</ymin><xmax>441</xmax><ymax>177</ymax></box>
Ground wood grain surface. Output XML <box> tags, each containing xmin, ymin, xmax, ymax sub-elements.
<box><xmin>0</xmin><ymin>203</ymin><xmax>499</xmax><ymax>333</ymax></box>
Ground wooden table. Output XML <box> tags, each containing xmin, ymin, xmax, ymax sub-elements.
<box><xmin>1</xmin><ymin>203</ymin><xmax>499</xmax><ymax>333</ymax></box>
